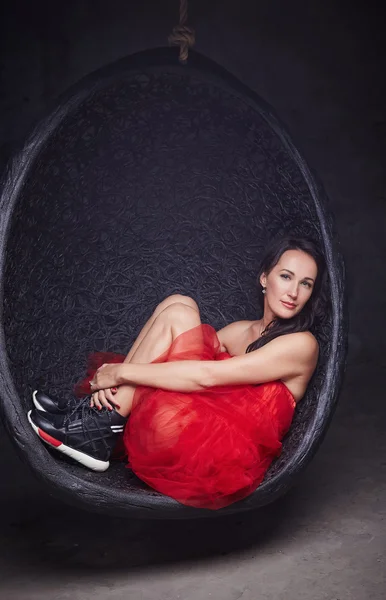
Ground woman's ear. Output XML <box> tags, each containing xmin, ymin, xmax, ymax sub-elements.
<box><xmin>259</xmin><ymin>273</ymin><xmax>267</xmax><ymax>288</ymax></box>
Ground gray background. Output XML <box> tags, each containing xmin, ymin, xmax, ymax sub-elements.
<box><xmin>0</xmin><ymin>1</ymin><xmax>385</xmax><ymax>598</ymax></box>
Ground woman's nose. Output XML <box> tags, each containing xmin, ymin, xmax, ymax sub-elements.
<box><xmin>288</xmin><ymin>285</ymin><xmax>298</xmax><ymax>299</ymax></box>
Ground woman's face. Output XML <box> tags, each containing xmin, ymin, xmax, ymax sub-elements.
<box><xmin>260</xmin><ymin>249</ymin><xmax>318</xmax><ymax>320</ymax></box>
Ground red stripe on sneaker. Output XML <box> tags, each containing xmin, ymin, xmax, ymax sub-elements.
<box><xmin>38</xmin><ymin>428</ymin><xmax>62</xmax><ymax>448</ymax></box>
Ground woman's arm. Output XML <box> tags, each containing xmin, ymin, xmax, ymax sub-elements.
<box><xmin>91</xmin><ymin>332</ymin><xmax>318</xmax><ymax>392</ymax></box>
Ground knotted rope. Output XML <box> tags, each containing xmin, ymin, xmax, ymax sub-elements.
<box><xmin>168</xmin><ymin>0</ymin><xmax>195</xmax><ymax>64</ymax></box>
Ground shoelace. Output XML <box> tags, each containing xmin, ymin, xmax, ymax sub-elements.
<box><xmin>63</xmin><ymin>395</ymin><xmax>91</xmax><ymax>421</ymax></box>
<box><xmin>58</xmin><ymin>395</ymin><xmax>79</xmax><ymax>411</ymax></box>
<box><xmin>64</xmin><ymin>398</ymin><xmax>112</xmax><ymax>452</ymax></box>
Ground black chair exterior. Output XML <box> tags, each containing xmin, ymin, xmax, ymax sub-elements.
<box><xmin>0</xmin><ymin>48</ymin><xmax>347</xmax><ymax>519</ymax></box>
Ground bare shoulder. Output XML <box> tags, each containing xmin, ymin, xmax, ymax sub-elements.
<box><xmin>271</xmin><ymin>331</ymin><xmax>319</xmax><ymax>362</ymax></box>
<box><xmin>217</xmin><ymin>320</ymin><xmax>252</xmax><ymax>336</ymax></box>
<box><xmin>216</xmin><ymin>320</ymin><xmax>254</xmax><ymax>353</ymax></box>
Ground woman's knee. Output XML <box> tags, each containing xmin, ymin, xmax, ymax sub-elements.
<box><xmin>154</xmin><ymin>294</ymin><xmax>199</xmax><ymax>317</ymax></box>
<box><xmin>158</xmin><ymin>302</ymin><xmax>200</xmax><ymax>325</ymax></box>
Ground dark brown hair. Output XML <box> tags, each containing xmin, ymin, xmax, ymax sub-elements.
<box><xmin>246</xmin><ymin>236</ymin><xmax>328</xmax><ymax>353</ymax></box>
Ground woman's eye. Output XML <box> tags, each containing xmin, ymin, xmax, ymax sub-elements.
<box><xmin>280</xmin><ymin>274</ymin><xmax>290</xmax><ymax>280</ymax></box>
<box><xmin>302</xmin><ymin>281</ymin><xmax>312</xmax><ymax>288</ymax></box>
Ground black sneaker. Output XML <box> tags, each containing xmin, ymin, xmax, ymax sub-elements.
<box><xmin>32</xmin><ymin>390</ymin><xmax>79</xmax><ymax>414</ymax></box>
<box><xmin>27</xmin><ymin>403</ymin><xmax>127</xmax><ymax>472</ymax></box>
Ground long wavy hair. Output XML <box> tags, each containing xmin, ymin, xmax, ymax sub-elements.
<box><xmin>246</xmin><ymin>236</ymin><xmax>328</xmax><ymax>353</ymax></box>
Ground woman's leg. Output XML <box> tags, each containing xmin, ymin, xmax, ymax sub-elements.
<box><xmin>124</xmin><ymin>294</ymin><xmax>199</xmax><ymax>362</ymax></box>
<box><xmin>28</xmin><ymin>295</ymin><xmax>202</xmax><ymax>472</ymax></box>
<box><xmin>93</xmin><ymin>296</ymin><xmax>201</xmax><ymax>417</ymax></box>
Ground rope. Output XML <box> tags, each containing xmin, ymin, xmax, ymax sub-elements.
<box><xmin>168</xmin><ymin>0</ymin><xmax>195</xmax><ymax>64</ymax></box>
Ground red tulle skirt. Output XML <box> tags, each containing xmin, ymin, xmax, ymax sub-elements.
<box><xmin>76</xmin><ymin>325</ymin><xmax>296</xmax><ymax>510</ymax></box>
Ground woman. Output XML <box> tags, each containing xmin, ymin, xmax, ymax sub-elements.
<box><xmin>28</xmin><ymin>236</ymin><xmax>327</xmax><ymax>510</ymax></box>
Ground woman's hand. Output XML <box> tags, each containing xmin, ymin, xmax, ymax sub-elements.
<box><xmin>90</xmin><ymin>363</ymin><xmax>123</xmax><ymax>391</ymax></box>
<box><xmin>89</xmin><ymin>363</ymin><xmax>123</xmax><ymax>410</ymax></box>
<box><xmin>90</xmin><ymin>387</ymin><xmax>120</xmax><ymax>411</ymax></box>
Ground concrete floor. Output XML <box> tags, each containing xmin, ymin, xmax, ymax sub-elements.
<box><xmin>0</xmin><ymin>361</ymin><xmax>385</xmax><ymax>599</ymax></box>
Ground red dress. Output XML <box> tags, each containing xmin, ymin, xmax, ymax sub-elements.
<box><xmin>76</xmin><ymin>325</ymin><xmax>296</xmax><ymax>510</ymax></box>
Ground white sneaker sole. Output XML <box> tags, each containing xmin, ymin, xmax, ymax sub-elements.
<box><xmin>32</xmin><ymin>390</ymin><xmax>46</xmax><ymax>412</ymax></box>
<box><xmin>27</xmin><ymin>410</ymin><xmax>110</xmax><ymax>472</ymax></box>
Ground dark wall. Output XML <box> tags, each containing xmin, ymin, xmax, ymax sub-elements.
<box><xmin>1</xmin><ymin>0</ymin><xmax>385</xmax><ymax>365</ymax></box>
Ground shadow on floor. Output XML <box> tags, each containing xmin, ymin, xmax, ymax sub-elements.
<box><xmin>0</xmin><ymin>362</ymin><xmax>383</xmax><ymax>575</ymax></box>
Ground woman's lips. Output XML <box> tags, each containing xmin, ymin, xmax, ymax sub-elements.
<box><xmin>281</xmin><ymin>301</ymin><xmax>296</xmax><ymax>309</ymax></box>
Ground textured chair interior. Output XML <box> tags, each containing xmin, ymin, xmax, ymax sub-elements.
<box><xmin>0</xmin><ymin>48</ymin><xmax>346</xmax><ymax>518</ymax></box>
